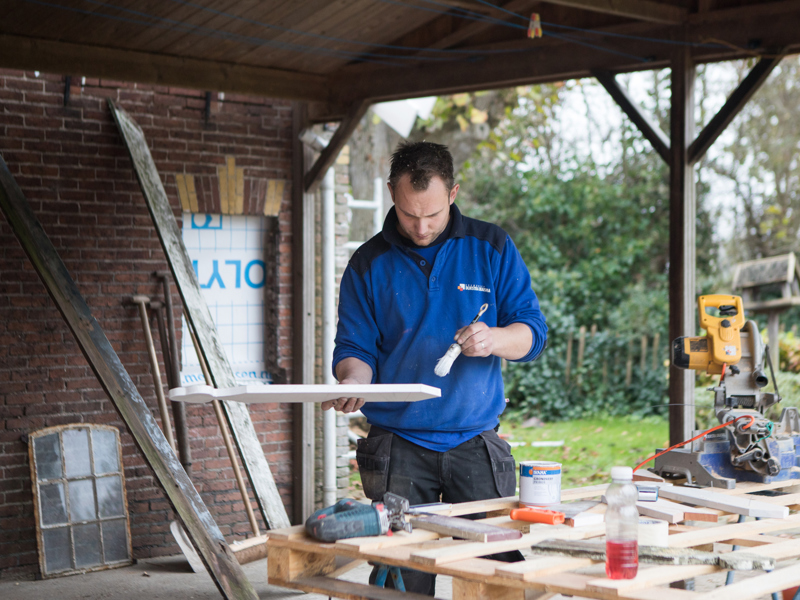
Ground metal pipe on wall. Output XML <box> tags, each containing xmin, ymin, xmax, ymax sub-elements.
<box><xmin>322</xmin><ymin>166</ymin><xmax>338</xmax><ymax>507</ymax></box>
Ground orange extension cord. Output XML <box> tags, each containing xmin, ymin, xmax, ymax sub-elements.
<box><xmin>633</xmin><ymin>364</ymin><xmax>756</xmax><ymax>473</ymax></box>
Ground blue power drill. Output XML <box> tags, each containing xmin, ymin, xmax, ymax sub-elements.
<box><xmin>305</xmin><ymin>493</ymin><xmax>411</xmax><ymax>542</ymax></box>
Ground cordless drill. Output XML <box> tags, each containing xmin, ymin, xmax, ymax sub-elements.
<box><xmin>305</xmin><ymin>493</ymin><xmax>411</xmax><ymax>542</ymax></box>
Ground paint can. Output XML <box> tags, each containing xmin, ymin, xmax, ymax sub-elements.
<box><xmin>519</xmin><ymin>461</ymin><xmax>562</xmax><ymax>506</ymax></box>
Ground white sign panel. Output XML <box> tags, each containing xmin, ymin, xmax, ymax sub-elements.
<box><xmin>180</xmin><ymin>213</ymin><xmax>272</xmax><ymax>386</ymax></box>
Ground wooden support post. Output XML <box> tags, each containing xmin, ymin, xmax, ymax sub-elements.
<box><xmin>577</xmin><ymin>325</ymin><xmax>587</xmax><ymax>371</ymax></box>
<box><xmin>625</xmin><ymin>338</ymin><xmax>634</xmax><ymax>386</ymax></box>
<box><xmin>668</xmin><ymin>44</ymin><xmax>696</xmax><ymax>446</ymax></box>
<box><xmin>640</xmin><ymin>335</ymin><xmax>648</xmax><ymax>373</ymax></box>
<box><xmin>652</xmin><ymin>332</ymin><xmax>661</xmax><ymax>370</ymax></box>
<box><xmin>267</xmin><ymin>546</ymin><xmax>336</xmax><ymax>583</ymax></box>
<box><xmin>565</xmin><ymin>334</ymin><xmax>573</xmax><ymax>385</ymax></box>
<box><xmin>292</xmin><ymin>102</ymin><xmax>317</xmax><ymax>524</ymax></box>
<box><xmin>0</xmin><ymin>156</ymin><xmax>258</xmax><ymax>600</ymax></box>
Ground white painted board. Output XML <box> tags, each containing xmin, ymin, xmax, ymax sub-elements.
<box><xmin>657</xmin><ymin>485</ymin><xmax>789</xmax><ymax>519</ymax></box>
<box><xmin>169</xmin><ymin>383</ymin><xmax>441</xmax><ymax>404</ymax></box>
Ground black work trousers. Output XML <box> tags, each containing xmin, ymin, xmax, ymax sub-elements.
<box><xmin>356</xmin><ymin>425</ymin><xmax>523</xmax><ymax>596</ymax></box>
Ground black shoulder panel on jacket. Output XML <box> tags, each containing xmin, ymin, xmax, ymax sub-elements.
<box><xmin>462</xmin><ymin>215</ymin><xmax>507</xmax><ymax>254</ymax></box>
<box><xmin>349</xmin><ymin>233</ymin><xmax>393</xmax><ymax>277</ymax></box>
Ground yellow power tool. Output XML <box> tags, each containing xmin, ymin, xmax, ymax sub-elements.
<box><xmin>672</xmin><ymin>294</ymin><xmax>745</xmax><ymax>375</ymax></box>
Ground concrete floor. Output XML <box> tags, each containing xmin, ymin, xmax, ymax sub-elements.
<box><xmin>0</xmin><ymin>551</ymin><xmax>789</xmax><ymax>600</ymax></box>
<box><xmin>0</xmin><ymin>554</ymin><xmax>454</xmax><ymax>600</ymax></box>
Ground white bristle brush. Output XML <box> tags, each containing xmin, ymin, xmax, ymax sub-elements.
<box><xmin>434</xmin><ymin>303</ymin><xmax>489</xmax><ymax>377</ymax></box>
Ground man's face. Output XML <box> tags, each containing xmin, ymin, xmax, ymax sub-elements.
<box><xmin>388</xmin><ymin>174</ymin><xmax>459</xmax><ymax>247</ymax></box>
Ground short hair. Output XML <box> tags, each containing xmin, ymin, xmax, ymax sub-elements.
<box><xmin>388</xmin><ymin>141</ymin><xmax>455</xmax><ymax>192</ymax></box>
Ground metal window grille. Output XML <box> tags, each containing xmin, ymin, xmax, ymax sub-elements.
<box><xmin>29</xmin><ymin>424</ymin><xmax>133</xmax><ymax>578</ymax></box>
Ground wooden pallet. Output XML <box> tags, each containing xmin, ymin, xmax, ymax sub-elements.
<box><xmin>267</xmin><ymin>481</ymin><xmax>800</xmax><ymax>600</ymax></box>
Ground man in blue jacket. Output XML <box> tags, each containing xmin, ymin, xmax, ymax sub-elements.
<box><xmin>323</xmin><ymin>141</ymin><xmax>547</xmax><ymax>595</ymax></box>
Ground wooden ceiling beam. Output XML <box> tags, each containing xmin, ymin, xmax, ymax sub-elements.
<box><xmin>593</xmin><ymin>69</ymin><xmax>670</xmax><ymax>163</ymax></box>
<box><xmin>304</xmin><ymin>99</ymin><xmax>371</xmax><ymax>193</ymax></box>
<box><xmin>541</xmin><ymin>0</ymin><xmax>687</xmax><ymax>24</ymax></box>
<box><xmin>424</xmin><ymin>0</ymin><xmax>535</xmax><ymax>50</ymax></box>
<box><xmin>332</xmin><ymin>6</ymin><xmax>800</xmax><ymax>107</ymax></box>
<box><xmin>688</xmin><ymin>52</ymin><xmax>786</xmax><ymax>165</ymax></box>
<box><xmin>0</xmin><ymin>34</ymin><xmax>327</xmax><ymax>102</ymax></box>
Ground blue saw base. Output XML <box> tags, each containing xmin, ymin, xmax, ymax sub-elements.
<box><xmin>654</xmin><ymin>433</ymin><xmax>800</xmax><ymax>486</ymax></box>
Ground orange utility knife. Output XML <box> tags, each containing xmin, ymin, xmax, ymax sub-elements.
<box><xmin>509</xmin><ymin>507</ymin><xmax>565</xmax><ymax>525</ymax></box>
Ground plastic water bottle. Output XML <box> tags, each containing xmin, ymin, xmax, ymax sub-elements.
<box><xmin>605</xmin><ymin>466</ymin><xmax>638</xmax><ymax>579</ymax></box>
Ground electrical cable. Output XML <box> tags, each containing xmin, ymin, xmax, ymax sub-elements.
<box><xmin>632</xmin><ymin>414</ymin><xmax>755</xmax><ymax>473</ymax></box>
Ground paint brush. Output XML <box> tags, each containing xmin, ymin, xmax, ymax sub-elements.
<box><xmin>434</xmin><ymin>303</ymin><xmax>489</xmax><ymax>377</ymax></box>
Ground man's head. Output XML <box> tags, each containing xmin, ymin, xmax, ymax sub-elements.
<box><xmin>387</xmin><ymin>142</ymin><xmax>458</xmax><ymax>247</ymax></box>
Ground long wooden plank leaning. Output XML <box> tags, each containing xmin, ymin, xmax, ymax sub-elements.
<box><xmin>0</xmin><ymin>155</ymin><xmax>257</xmax><ymax>600</ymax></box>
<box><xmin>109</xmin><ymin>101</ymin><xmax>290</xmax><ymax>530</ymax></box>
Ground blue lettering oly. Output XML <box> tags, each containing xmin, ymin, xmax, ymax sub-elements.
<box><xmin>225</xmin><ymin>260</ymin><xmax>242</xmax><ymax>288</ymax></box>
<box><xmin>201</xmin><ymin>260</ymin><xmax>226</xmax><ymax>289</ymax></box>
<box><xmin>245</xmin><ymin>260</ymin><xmax>266</xmax><ymax>288</ymax></box>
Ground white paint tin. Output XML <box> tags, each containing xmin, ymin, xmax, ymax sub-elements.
<box><xmin>519</xmin><ymin>461</ymin><xmax>562</xmax><ymax>506</ymax></box>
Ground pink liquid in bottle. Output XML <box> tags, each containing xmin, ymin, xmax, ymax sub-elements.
<box><xmin>605</xmin><ymin>539</ymin><xmax>638</xmax><ymax>579</ymax></box>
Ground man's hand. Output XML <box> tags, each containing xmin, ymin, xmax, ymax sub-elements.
<box><xmin>321</xmin><ymin>378</ymin><xmax>366</xmax><ymax>413</ymax></box>
<box><xmin>456</xmin><ymin>322</ymin><xmax>533</xmax><ymax>360</ymax></box>
<box><xmin>322</xmin><ymin>357</ymin><xmax>373</xmax><ymax>413</ymax></box>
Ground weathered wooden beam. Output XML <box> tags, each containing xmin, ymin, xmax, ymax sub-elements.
<box><xmin>0</xmin><ymin>156</ymin><xmax>257</xmax><ymax>600</ymax></box>
<box><xmin>332</xmin><ymin>8</ymin><xmax>800</xmax><ymax>107</ymax></box>
<box><xmin>108</xmin><ymin>101</ymin><xmax>291</xmax><ymax>531</ymax></box>
<box><xmin>593</xmin><ymin>69</ymin><xmax>670</xmax><ymax>163</ymax></box>
<box><xmin>0</xmin><ymin>34</ymin><xmax>327</xmax><ymax>102</ymax></box>
<box><xmin>291</xmin><ymin>102</ymin><xmax>316</xmax><ymax>524</ymax></box>
<box><xmin>541</xmin><ymin>0</ymin><xmax>688</xmax><ymax>24</ymax></box>
<box><xmin>688</xmin><ymin>53</ymin><xmax>785</xmax><ymax>164</ymax></box>
<box><xmin>304</xmin><ymin>99</ymin><xmax>371</xmax><ymax>193</ymax></box>
<box><xmin>668</xmin><ymin>44</ymin><xmax>696</xmax><ymax>446</ymax></box>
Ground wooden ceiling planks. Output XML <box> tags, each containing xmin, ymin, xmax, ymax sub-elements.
<box><xmin>1</xmin><ymin>0</ymin><xmax>799</xmax><ymax>108</ymax></box>
<box><xmin>244</xmin><ymin>0</ymin><xmax>435</xmax><ymax>73</ymax></box>
<box><xmin>214</xmin><ymin>0</ymin><xmax>373</xmax><ymax>71</ymax></box>
<box><xmin>330</xmin><ymin>2</ymin><xmax>800</xmax><ymax>107</ymax></box>
<box><xmin>163</xmin><ymin>0</ymin><xmax>315</xmax><ymax>66</ymax></box>
<box><xmin>117</xmin><ymin>0</ymin><xmax>242</xmax><ymax>56</ymax></box>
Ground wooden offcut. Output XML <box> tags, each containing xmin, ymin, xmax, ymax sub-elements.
<box><xmin>409</xmin><ymin>514</ymin><xmax>523</xmax><ymax>543</ymax></box>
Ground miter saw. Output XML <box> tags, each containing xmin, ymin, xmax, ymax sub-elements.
<box><xmin>652</xmin><ymin>294</ymin><xmax>800</xmax><ymax>488</ymax></box>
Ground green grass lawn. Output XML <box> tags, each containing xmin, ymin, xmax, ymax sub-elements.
<box><xmin>347</xmin><ymin>415</ymin><xmax>670</xmax><ymax>497</ymax></box>
<box><xmin>502</xmin><ymin>415</ymin><xmax>669</xmax><ymax>488</ymax></box>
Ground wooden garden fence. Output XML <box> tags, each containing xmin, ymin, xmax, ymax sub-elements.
<box><xmin>563</xmin><ymin>325</ymin><xmax>665</xmax><ymax>386</ymax></box>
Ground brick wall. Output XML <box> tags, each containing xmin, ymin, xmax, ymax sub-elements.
<box><xmin>0</xmin><ymin>70</ymin><xmax>295</xmax><ymax>578</ymax></box>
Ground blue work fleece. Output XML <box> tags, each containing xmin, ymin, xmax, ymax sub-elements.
<box><xmin>333</xmin><ymin>204</ymin><xmax>547</xmax><ymax>451</ymax></box>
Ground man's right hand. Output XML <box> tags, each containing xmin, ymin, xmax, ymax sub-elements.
<box><xmin>322</xmin><ymin>358</ymin><xmax>374</xmax><ymax>413</ymax></box>
<box><xmin>321</xmin><ymin>377</ymin><xmax>366</xmax><ymax>413</ymax></box>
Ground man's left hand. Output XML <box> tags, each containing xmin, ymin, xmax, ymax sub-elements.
<box><xmin>455</xmin><ymin>321</ymin><xmax>493</xmax><ymax>357</ymax></box>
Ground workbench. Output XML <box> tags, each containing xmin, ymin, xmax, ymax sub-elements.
<box><xmin>266</xmin><ymin>479</ymin><xmax>800</xmax><ymax>600</ymax></box>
